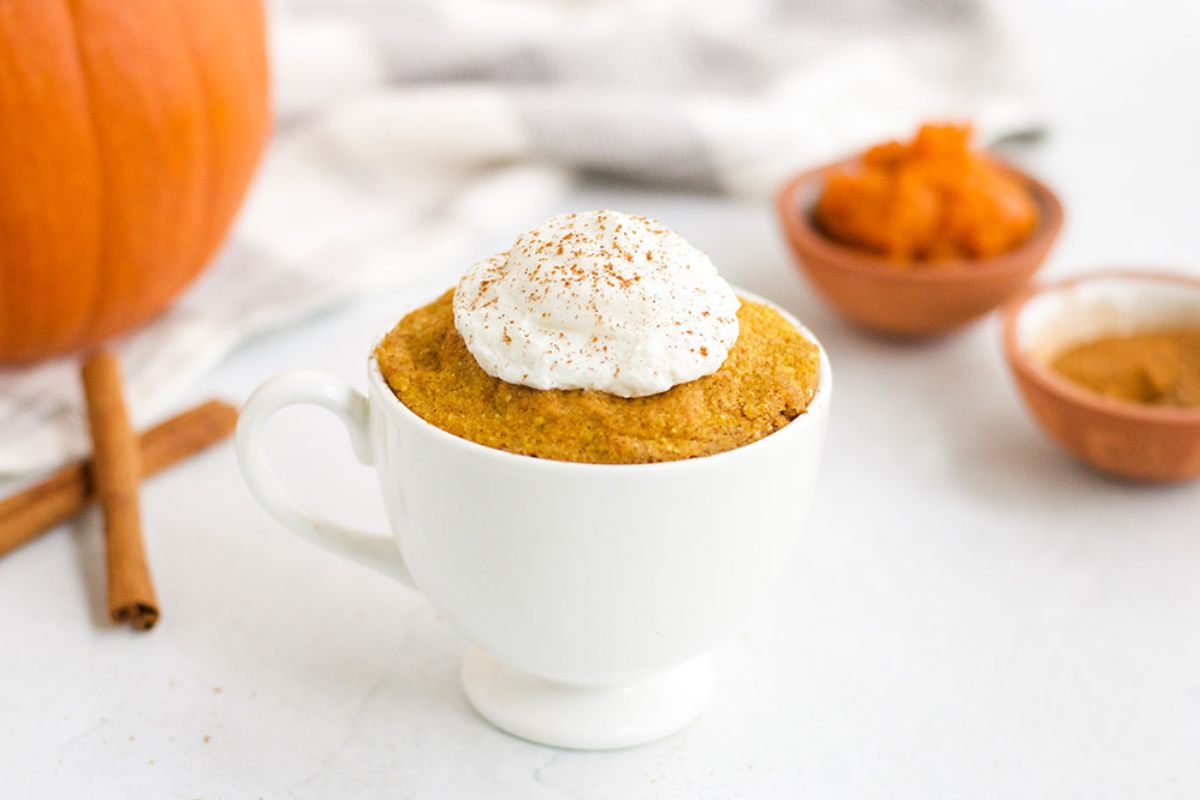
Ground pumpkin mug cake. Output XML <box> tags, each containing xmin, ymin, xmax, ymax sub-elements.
<box><xmin>238</xmin><ymin>208</ymin><xmax>830</xmax><ymax>749</ymax></box>
<box><xmin>375</xmin><ymin>210</ymin><xmax>821</xmax><ymax>464</ymax></box>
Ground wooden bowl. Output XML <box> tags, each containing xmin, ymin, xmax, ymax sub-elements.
<box><xmin>1002</xmin><ymin>271</ymin><xmax>1200</xmax><ymax>482</ymax></box>
<box><xmin>776</xmin><ymin>159</ymin><xmax>1063</xmax><ymax>338</ymax></box>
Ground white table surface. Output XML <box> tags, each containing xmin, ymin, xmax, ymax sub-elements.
<box><xmin>4</xmin><ymin>3</ymin><xmax>1199</xmax><ymax>798</ymax></box>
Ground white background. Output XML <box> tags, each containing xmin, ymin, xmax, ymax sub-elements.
<box><xmin>3</xmin><ymin>1</ymin><xmax>1199</xmax><ymax>797</ymax></box>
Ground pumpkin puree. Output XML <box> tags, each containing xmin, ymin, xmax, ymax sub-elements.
<box><xmin>375</xmin><ymin>291</ymin><xmax>821</xmax><ymax>464</ymax></box>
<box><xmin>1051</xmin><ymin>329</ymin><xmax>1200</xmax><ymax>408</ymax></box>
<box><xmin>814</xmin><ymin>123</ymin><xmax>1038</xmax><ymax>263</ymax></box>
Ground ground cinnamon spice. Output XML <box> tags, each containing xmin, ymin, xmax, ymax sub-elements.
<box><xmin>814</xmin><ymin>123</ymin><xmax>1038</xmax><ymax>263</ymax></box>
<box><xmin>1051</xmin><ymin>328</ymin><xmax>1200</xmax><ymax>407</ymax></box>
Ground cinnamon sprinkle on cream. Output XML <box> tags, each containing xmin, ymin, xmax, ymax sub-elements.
<box><xmin>453</xmin><ymin>210</ymin><xmax>740</xmax><ymax>397</ymax></box>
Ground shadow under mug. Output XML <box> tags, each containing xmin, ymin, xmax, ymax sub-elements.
<box><xmin>236</xmin><ymin>293</ymin><xmax>832</xmax><ymax>749</ymax></box>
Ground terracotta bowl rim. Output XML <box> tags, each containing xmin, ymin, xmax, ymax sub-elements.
<box><xmin>1001</xmin><ymin>269</ymin><xmax>1200</xmax><ymax>425</ymax></box>
<box><xmin>775</xmin><ymin>156</ymin><xmax>1064</xmax><ymax>283</ymax></box>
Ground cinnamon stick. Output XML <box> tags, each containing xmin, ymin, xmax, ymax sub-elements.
<box><xmin>80</xmin><ymin>352</ymin><xmax>157</xmax><ymax>630</ymax></box>
<box><xmin>0</xmin><ymin>399</ymin><xmax>237</xmax><ymax>558</ymax></box>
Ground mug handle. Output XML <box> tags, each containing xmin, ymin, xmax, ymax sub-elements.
<box><xmin>236</xmin><ymin>371</ymin><xmax>415</xmax><ymax>588</ymax></box>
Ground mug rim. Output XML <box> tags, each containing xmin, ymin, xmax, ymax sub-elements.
<box><xmin>365</xmin><ymin>287</ymin><xmax>832</xmax><ymax>472</ymax></box>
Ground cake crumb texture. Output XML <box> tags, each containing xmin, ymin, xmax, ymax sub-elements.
<box><xmin>375</xmin><ymin>290</ymin><xmax>820</xmax><ymax>464</ymax></box>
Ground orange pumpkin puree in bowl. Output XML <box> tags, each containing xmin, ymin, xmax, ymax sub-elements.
<box><xmin>814</xmin><ymin>124</ymin><xmax>1038</xmax><ymax>263</ymax></box>
<box><xmin>1051</xmin><ymin>328</ymin><xmax>1200</xmax><ymax>408</ymax></box>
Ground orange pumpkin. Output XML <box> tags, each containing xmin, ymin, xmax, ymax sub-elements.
<box><xmin>0</xmin><ymin>0</ymin><xmax>270</xmax><ymax>362</ymax></box>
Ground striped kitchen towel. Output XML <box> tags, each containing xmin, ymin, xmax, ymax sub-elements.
<box><xmin>0</xmin><ymin>0</ymin><xmax>1041</xmax><ymax>475</ymax></box>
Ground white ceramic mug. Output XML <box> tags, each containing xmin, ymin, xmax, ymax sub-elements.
<box><xmin>237</xmin><ymin>292</ymin><xmax>832</xmax><ymax>749</ymax></box>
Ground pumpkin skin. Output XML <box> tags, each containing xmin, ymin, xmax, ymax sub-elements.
<box><xmin>0</xmin><ymin>0</ymin><xmax>269</xmax><ymax>362</ymax></box>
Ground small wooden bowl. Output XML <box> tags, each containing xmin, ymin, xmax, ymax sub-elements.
<box><xmin>776</xmin><ymin>159</ymin><xmax>1064</xmax><ymax>338</ymax></box>
<box><xmin>1002</xmin><ymin>271</ymin><xmax>1200</xmax><ymax>482</ymax></box>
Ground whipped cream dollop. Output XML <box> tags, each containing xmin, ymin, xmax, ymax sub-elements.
<box><xmin>453</xmin><ymin>210</ymin><xmax>740</xmax><ymax>398</ymax></box>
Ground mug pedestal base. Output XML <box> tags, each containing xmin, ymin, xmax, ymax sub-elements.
<box><xmin>461</xmin><ymin>647</ymin><xmax>714</xmax><ymax>750</ymax></box>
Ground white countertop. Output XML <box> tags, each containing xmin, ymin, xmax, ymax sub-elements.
<box><xmin>3</xmin><ymin>3</ymin><xmax>1199</xmax><ymax>797</ymax></box>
